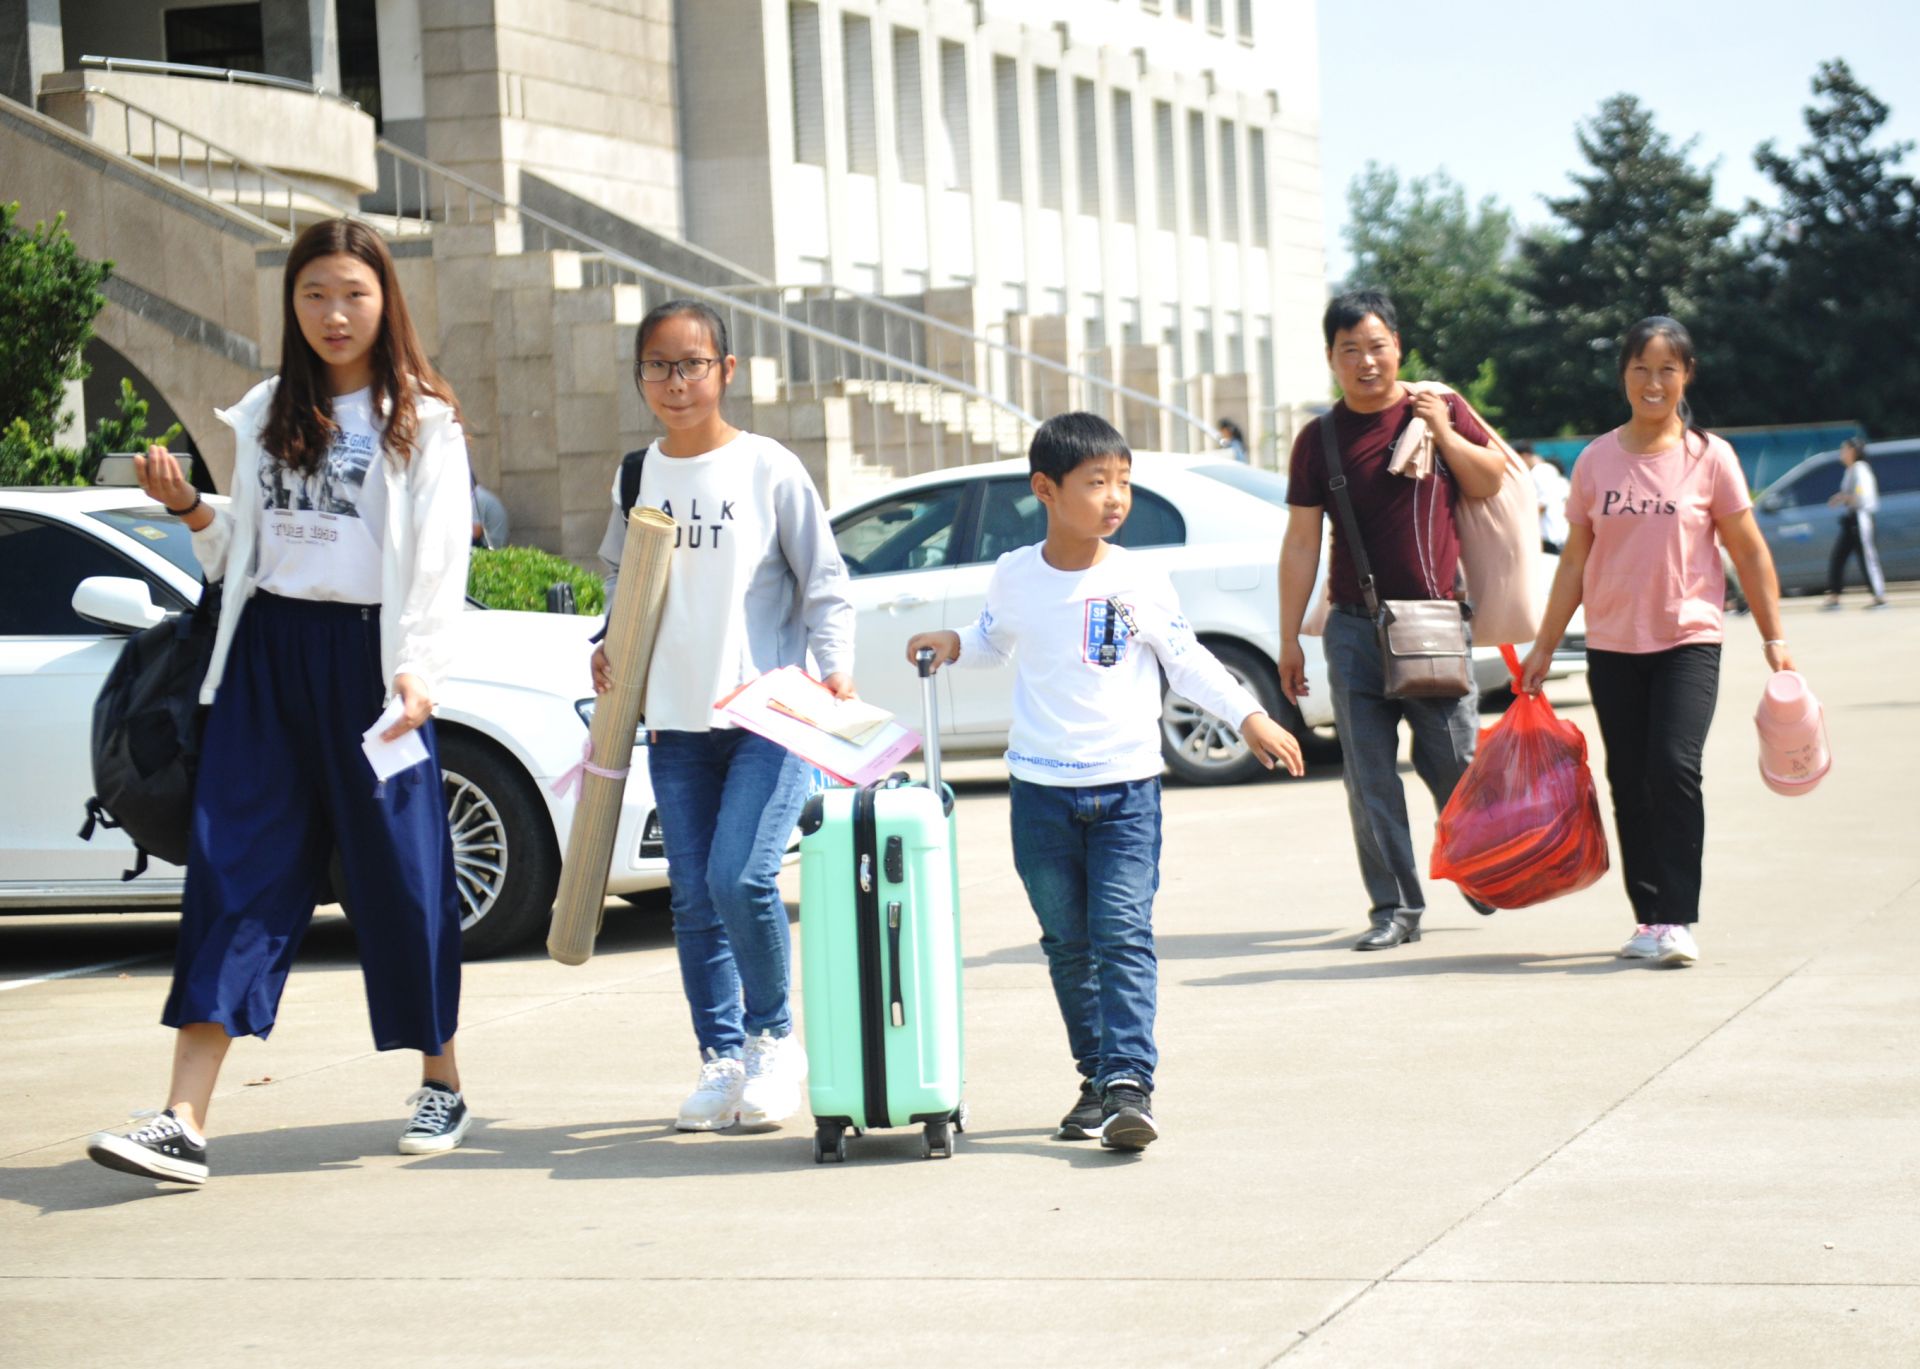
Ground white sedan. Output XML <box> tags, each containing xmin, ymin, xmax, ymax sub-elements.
<box><xmin>0</xmin><ymin>486</ymin><xmax>666</xmax><ymax>957</ymax></box>
<box><xmin>830</xmin><ymin>455</ymin><xmax>1341</xmax><ymax>785</ymax></box>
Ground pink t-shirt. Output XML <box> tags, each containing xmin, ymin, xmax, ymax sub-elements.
<box><xmin>1567</xmin><ymin>429</ymin><xmax>1752</xmax><ymax>653</ymax></box>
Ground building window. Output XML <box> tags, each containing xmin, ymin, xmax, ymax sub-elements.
<box><xmin>894</xmin><ymin>29</ymin><xmax>925</xmax><ymax>185</ymax></box>
<box><xmin>1175</xmin><ymin>0</ymin><xmax>1193</xmax><ymax>19</ymax></box>
<box><xmin>1196</xmin><ymin>325</ymin><xmax>1214</xmax><ymax>377</ymax></box>
<box><xmin>994</xmin><ymin>56</ymin><xmax>1022</xmax><ymax>203</ymax></box>
<box><xmin>1218</xmin><ymin>119</ymin><xmax>1239</xmax><ymax>239</ymax></box>
<box><xmin>1036</xmin><ymin>67</ymin><xmax>1063</xmax><ymax>210</ymax></box>
<box><xmin>1187</xmin><ymin>109</ymin><xmax>1209</xmax><ymax>235</ymax></box>
<box><xmin>844</xmin><ymin>15</ymin><xmax>877</xmax><ymax>174</ymax></box>
<box><xmin>1111</xmin><ymin>90</ymin><xmax>1137</xmax><ymax>225</ymax></box>
<box><xmin>939</xmin><ymin>41</ymin><xmax>971</xmax><ymax>191</ymax></box>
<box><xmin>1207</xmin><ymin>0</ymin><xmax>1224</xmax><ymax>33</ymax></box>
<box><xmin>1248</xmin><ymin>126</ymin><xmax>1269</xmax><ymax>246</ymax></box>
<box><xmin>1237</xmin><ymin>0</ymin><xmax>1255</xmax><ymax>41</ymax></box>
<box><xmin>789</xmin><ymin>3</ymin><xmax>826</xmax><ymax>167</ymax></box>
<box><xmin>164</xmin><ymin>4</ymin><xmax>264</xmax><ymax>75</ymax></box>
<box><xmin>1227</xmin><ymin>311</ymin><xmax>1245</xmax><ymax>373</ymax></box>
<box><xmin>1074</xmin><ymin>78</ymin><xmax>1100</xmax><ymax>215</ymax></box>
<box><xmin>1154</xmin><ymin>101</ymin><xmax>1177</xmax><ymax>230</ymax></box>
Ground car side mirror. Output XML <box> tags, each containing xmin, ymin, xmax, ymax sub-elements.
<box><xmin>1757</xmin><ymin>493</ymin><xmax>1783</xmax><ymax>514</ymax></box>
<box><xmin>72</xmin><ymin>576</ymin><xmax>168</xmax><ymax>632</ymax></box>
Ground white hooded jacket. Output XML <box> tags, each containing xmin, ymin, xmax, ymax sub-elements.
<box><xmin>190</xmin><ymin>377</ymin><xmax>474</xmax><ymax>706</ymax></box>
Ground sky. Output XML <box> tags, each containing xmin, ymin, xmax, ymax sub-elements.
<box><xmin>1314</xmin><ymin>0</ymin><xmax>1920</xmax><ymax>283</ymax></box>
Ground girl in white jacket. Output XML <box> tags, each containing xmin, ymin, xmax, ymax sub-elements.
<box><xmin>87</xmin><ymin>218</ymin><xmax>476</xmax><ymax>1187</ymax></box>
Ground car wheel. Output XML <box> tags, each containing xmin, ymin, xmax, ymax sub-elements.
<box><xmin>438</xmin><ymin>730</ymin><xmax>561</xmax><ymax>959</ymax></box>
<box><xmin>1161</xmin><ymin>641</ymin><xmax>1299</xmax><ymax>786</ymax></box>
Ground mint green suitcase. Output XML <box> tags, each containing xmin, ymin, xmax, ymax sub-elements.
<box><xmin>798</xmin><ymin>653</ymin><xmax>964</xmax><ymax>1162</ymax></box>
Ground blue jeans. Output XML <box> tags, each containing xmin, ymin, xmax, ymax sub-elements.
<box><xmin>1008</xmin><ymin>776</ymin><xmax>1163</xmax><ymax>1094</ymax></box>
<box><xmin>648</xmin><ymin>728</ymin><xmax>810</xmax><ymax>1059</ymax></box>
<box><xmin>1323</xmin><ymin>608</ymin><xmax>1479</xmax><ymax>923</ymax></box>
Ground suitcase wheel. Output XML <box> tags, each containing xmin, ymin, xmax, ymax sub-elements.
<box><xmin>813</xmin><ymin>1123</ymin><xmax>848</xmax><ymax>1165</ymax></box>
<box><xmin>951</xmin><ymin>1101</ymin><xmax>969</xmax><ymax>1134</ymax></box>
<box><xmin>921</xmin><ymin>1120</ymin><xmax>953</xmax><ymax>1160</ymax></box>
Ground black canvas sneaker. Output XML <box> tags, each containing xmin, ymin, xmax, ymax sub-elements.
<box><xmin>86</xmin><ymin>1109</ymin><xmax>209</xmax><ymax>1185</ymax></box>
<box><xmin>1056</xmin><ymin>1078</ymin><xmax>1104</xmax><ymax>1140</ymax></box>
<box><xmin>1098</xmin><ymin>1079</ymin><xmax>1159</xmax><ymax>1152</ymax></box>
<box><xmin>398</xmin><ymin>1081</ymin><xmax>472</xmax><ymax>1155</ymax></box>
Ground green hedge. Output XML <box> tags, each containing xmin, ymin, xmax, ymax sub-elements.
<box><xmin>467</xmin><ymin>546</ymin><xmax>606</xmax><ymax>615</ymax></box>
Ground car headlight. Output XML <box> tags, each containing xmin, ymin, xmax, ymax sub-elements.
<box><xmin>574</xmin><ymin>697</ymin><xmax>649</xmax><ymax>746</ymax></box>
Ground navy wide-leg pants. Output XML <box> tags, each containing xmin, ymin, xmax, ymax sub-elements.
<box><xmin>163</xmin><ymin>592</ymin><xmax>462</xmax><ymax>1053</ymax></box>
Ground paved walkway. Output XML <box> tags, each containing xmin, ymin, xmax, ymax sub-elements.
<box><xmin>3</xmin><ymin>595</ymin><xmax>1916</xmax><ymax>1366</ymax></box>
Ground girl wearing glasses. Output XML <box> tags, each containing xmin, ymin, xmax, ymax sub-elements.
<box><xmin>591</xmin><ymin>299</ymin><xmax>856</xmax><ymax>1134</ymax></box>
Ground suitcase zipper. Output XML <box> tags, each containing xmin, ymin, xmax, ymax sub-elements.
<box><xmin>851</xmin><ymin>785</ymin><xmax>891</xmax><ymax>1130</ymax></box>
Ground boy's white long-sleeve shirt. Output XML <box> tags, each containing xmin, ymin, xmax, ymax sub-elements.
<box><xmin>954</xmin><ymin>542</ymin><xmax>1263</xmax><ymax>786</ymax></box>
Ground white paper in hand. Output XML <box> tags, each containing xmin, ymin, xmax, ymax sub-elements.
<box><xmin>361</xmin><ymin>697</ymin><xmax>430</xmax><ymax>782</ymax></box>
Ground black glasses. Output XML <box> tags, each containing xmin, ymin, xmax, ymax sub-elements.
<box><xmin>637</xmin><ymin>357</ymin><xmax>721</xmax><ymax>383</ymax></box>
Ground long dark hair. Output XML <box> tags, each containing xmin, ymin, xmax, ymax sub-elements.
<box><xmin>263</xmin><ymin>218</ymin><xmax>457</xmax><ymax>473</ymax></box>
<box><xmin>1618</xmin><ymin>315</ymin><xmax>1705</xmax><ymax>452</ymax></box>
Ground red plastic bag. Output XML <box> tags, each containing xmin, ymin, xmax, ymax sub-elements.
<box><xmin>1430</xmin><ymin>647</ymin><xmax>1609</xmax><ymax>908</ymax></box>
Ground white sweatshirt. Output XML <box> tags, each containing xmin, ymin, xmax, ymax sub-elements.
<box><xmin>954</xmin><ymin>542</ymin><xmax>1264</xmax><ymax>786</ymax></box>
<box><xmin>598</xmin><ymin>432</ymin><xmax>855</xmax><ymax>733</ymax></box>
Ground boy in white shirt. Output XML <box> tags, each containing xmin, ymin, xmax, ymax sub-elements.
<box><xmin>908</xmin><ymin>413</ymin><xmax>1303</xmax><ymax>1151</ymax></box>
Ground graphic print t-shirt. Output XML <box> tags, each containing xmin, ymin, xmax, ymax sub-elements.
<box><xmin>1567</xmin><ymin>428</ymin><xmax>1751</xmax><ymax>653</ymax></box>
<box><xmin>255</xmin><ymin>388</ymin><xmax>387</xmax><ymax>603</ymax></box>
<box><xmin>953</xmin><ymin>543</ymin><xmax>1264</xmax><ymax>786</ymax></box>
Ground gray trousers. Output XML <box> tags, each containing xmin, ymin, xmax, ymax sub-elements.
<box><xmin>1323</xmin><ymin>608</ymin><xmax>1480</xmax><ymax>923</ymax></box>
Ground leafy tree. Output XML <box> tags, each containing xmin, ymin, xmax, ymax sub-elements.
<box><xmin>1749</xmin><ymin>59</ymin><xmax>1920</xmax><ymax>435</ymax></box>
<box><xmin>0</xmin><ymin>204</ymin><xmax>112</xmax><ymax>483</ymax></box>
<box><xmin>1503</xmin><ymin>96</ymin><xmax>1743</xmax><ymax>436</ymax></box>
<box><xmin>1343</xmin><ymin>164</ymin><xmax>1522</xmax><ymax>408</ymax></box>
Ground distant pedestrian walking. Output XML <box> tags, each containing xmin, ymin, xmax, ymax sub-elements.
<box><xmin>1217</xmin><ymin>418</ymin><xmax>1249</xmax><ymax>464</ymax></box>
<box><xmin>1823</xmin><ymin>437</ymin><xmax>1889</xmax><ymax>609</ymax></box>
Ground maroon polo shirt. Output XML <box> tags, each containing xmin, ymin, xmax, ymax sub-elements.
<box><xmin>1287</xmin><ymin>391</ymin><xmax>1490</xmax><ymax>605</ymax></box>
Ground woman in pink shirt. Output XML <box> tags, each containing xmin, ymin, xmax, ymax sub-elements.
<box><xmin>1519</xmin><ymin>317</ymin><xmax>1793</xmax><ymax>967</ymax></box>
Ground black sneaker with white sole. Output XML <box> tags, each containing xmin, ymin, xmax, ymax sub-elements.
<box><xmin>1098</xmin><ymin>1079</ymin><xmax>1159</xmax><ymax>1152</ymax></box>
<box><xmin>398</xmin><ymin>1081</ymin><xmax>471</xmax><ymax>1155</ymax></box>
<box><xmin>1057</xmin><ymin>1078</ymin><xmax>1103</xmax><ymax>1140</ymax></box>
<box><xmin>86</xmin><ymin>1109</ymin><xmax>208</xmax><ymax>1185</ymax></box>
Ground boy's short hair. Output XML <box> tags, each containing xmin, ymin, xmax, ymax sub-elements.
<box><xmin>1030</xmin><ymin>411</ymin><xmax>1131</xmax><ymax>484</ymax></box>
<box><xmin>1322</xmin><ymin>289</ymin><xmax>1397</xmax><ymax>348</ymax></box>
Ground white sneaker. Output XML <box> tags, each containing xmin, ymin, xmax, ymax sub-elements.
<box><xmin>675</xmin><ymin>1051</ymin><xmax>745</xmax><ymax>1132</ymax></box>
<box><xmin>738</xmin><ymin>1031</ymin><xmax>808</xmax><ymax>1130</ymax></box>
<box><xmin>1654</xmin><ymin>924</ymin><xmax>1699</xmax><ymax>967</ymax></box>
<box><xmin>1619</xmin><ymin>925</ymin><xmax>1662</xmax><ymax>958</ymax></box>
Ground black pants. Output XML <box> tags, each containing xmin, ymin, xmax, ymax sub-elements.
<box><xmin>1827</xmin><ymin>512</ymin><xmax>1887</xmax><ymax>599</ymax></box>
<box><xmin>1585</xmin><ymin>645</ymin><xmax>1721</xmax><ymax>925</ymax></box>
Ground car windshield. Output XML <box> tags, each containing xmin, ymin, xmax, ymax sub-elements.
<box><xmin>85</xmin><ymin>507</ymin><xmax>202</xmax><ymax>581</ymax></box>
<box><xmin>1190</xmin><ymin>462</ymin><xmax>1289</xmax><ymax>507</ymax></box>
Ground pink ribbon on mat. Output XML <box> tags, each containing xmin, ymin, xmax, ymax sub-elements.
<box><xmin>551</xmin><ymin>737</ymin><xmax>631</xmax><ymax>800</ymax></box>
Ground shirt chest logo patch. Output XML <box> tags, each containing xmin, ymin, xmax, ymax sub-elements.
<box><xmin>1083</xmin><ymin>596</ymin><xmax>1136</xmax><ymax>667</ymax></box>
<box><xmin>1600</xmin><ymin>488</ymin><xmax>1678</xmax><ymax>517</ymax></box>
<box><xmin>658</xmin><ymin>497</ymin><xmax>737</xmax><ymax>550</ymax></box>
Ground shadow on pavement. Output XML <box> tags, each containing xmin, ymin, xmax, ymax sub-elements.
<box><xmin>1183</xmin><ymin>942</ymin><xmax>1644</xmax><ymax>985</ymax></box>
<box><xmin>965</xmin><ymin>926</ymin><xmax>1340</xmax><ymax>970</ymax></box>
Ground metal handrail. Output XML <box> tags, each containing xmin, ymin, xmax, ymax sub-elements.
<box><xmin>69</xmin><ymin>85</ymin><xmax>336</xmax><ymax>238</ymax></box>
<box><xmin>710</xmin><ymin>281</ymin><xmax>1219</xmax><ymax>452</ymax></box>
<box><xmin>81</xmin><ymin>54</ymin><xmax>360</xmax><ymax>108</ymax></box>
<box><xmin>368</xmin><ymin>139</ymin><xmax>1043</xmax><ymax>454</ymax></box>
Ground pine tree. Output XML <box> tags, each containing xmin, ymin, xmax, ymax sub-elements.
<box><xmin>1504</xmin><ymin>96</ymin><xmax>1741</xmax><ymax>436</ymax></box>
<box><xmin>1751</xmin><ymin>59</ymin><xmax>1920</xmax><ymax>435</ymax></box>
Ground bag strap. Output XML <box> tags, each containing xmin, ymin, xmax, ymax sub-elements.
<box><xmin>1318</xmin><ymin>414</ymin><xmax>1382</xmax><ymax>619</ymax></box>
<box><xmin>617</xmin><ymin>447</ymin><xmax>648</xmax><ymax>515</ymax></box>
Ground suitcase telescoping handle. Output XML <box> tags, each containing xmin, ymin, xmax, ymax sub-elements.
<box><xmin>915</xmin><ymin>646</ymin><xmax>944</xmax><ymax>794</ymax></box>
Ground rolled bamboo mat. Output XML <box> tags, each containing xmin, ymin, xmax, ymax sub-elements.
<box><xmin>547</xmin><ymin>506</ymin><xmax>675</xmax><ymax>964</ymax></box>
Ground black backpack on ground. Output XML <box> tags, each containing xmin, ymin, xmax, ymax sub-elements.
<box><xmin>79</xmin><ymin>584</ymin><xmax>222</xmax><ymax>879</ymax></box>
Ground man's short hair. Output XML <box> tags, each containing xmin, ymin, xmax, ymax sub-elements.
<box><xmin>1323</xmin><ymin>290</ymin><xmax>1398</xmax><ymax>348</ymax></box>
<box><xmin>1030</xmin><ymin>411</ymin><xmax>1131</xmax><ymax>484</ymax></box>
<box><xmin>1513</xmin><ymin>440</ymin><xmax>1536</xmax><ymax>456</ymax></box>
